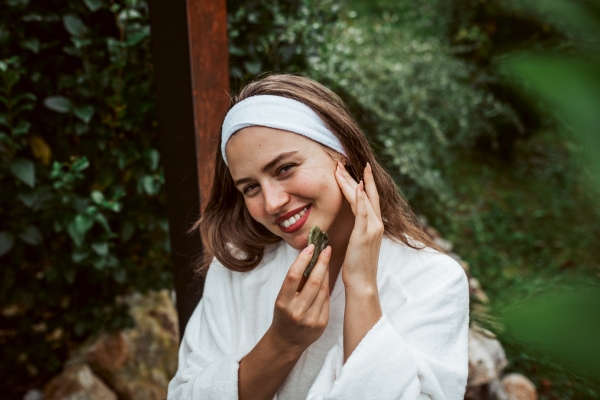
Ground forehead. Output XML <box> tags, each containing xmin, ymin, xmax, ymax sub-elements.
<box><xmin>226</xmin><ymin>126</ymin><xmax>321</xmax><ymax>173</ymax></box>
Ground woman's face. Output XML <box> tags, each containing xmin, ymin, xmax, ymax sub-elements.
<box><xmin>226</xmin><ymin>126</ymin><xmax>348</xmax><ymax>250</ymax></box>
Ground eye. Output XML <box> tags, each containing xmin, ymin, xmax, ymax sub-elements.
<box><xmin>277</xmin><ymin>164</ymin><xmax>294</xmax><ymax>176</ymax></box>
<box><xmin>243</xmin><ymin>183</ymin><xmax>258</xmax><ymax>194</ymax></box>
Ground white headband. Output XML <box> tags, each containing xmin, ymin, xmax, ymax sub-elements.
<box><xmin>221</xmin><ymin>95</ymin><xmax>347</xmax><ymax>166</ymax></box>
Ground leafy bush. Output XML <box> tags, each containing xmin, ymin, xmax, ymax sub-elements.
<box><xmin>308</xmin><ymin>10</ymin><xmax>522</xmax><ymax>214</ymax></box>
<box><xmin>0</xmin><ymin>0</ymin><xmax>170</xmax><ymax>394</ymax></box>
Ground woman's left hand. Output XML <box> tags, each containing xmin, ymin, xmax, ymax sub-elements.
<box><xmin>334</xmin><ymin>161</ymin><xmax>384</xmax><ymax>292</ymax></box>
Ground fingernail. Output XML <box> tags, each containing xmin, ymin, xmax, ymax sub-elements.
<box><xmin>323</xmin><ymin>246</ymin><xmax>332</xmax><ymax>258</ymax></box>
<box><xmin>358</xmin><ymin>180</ymin><xmax>364</xmax><ymax>192</ymax></box>
<box><xmin>366</xmin><ymin>162</ymin><xmax>372</xmax><ymax>174</ymax></box>
<box><xmin>304</xmin><ymin>243</ymin><xmax>315</xmax><ymax>255</ymax></box>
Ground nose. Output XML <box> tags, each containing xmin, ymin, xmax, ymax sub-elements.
<box><xmin>262</xmin><ymin>182</ymin><xmax>289</xmax><ymax>216</ymax></box>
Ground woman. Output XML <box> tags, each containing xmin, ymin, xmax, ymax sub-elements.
<box><xmin>167</xmin><ymin>74</ymin><xmax>469</xmax><ymax>400</ymax></box>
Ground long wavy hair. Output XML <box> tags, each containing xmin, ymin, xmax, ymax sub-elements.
<box><xmin>191</xmin><ymin>74</ymin><xmax>443</xmax><ymax>275</ymax></box>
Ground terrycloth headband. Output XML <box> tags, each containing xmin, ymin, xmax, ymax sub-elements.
<box><xmin>221</xmin><ymin>95</ymin><xmax>347</xmax><ymax>166</ymax></box>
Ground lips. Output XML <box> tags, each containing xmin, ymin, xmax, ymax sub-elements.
<box><xmin>278</xmin><ymin>205</ymin><xmax>311</xmax><ymax>234</ymax></box>
<box><xmin>274</xmin><ymin>204</ymin><xmax>311</xmax><ymax>225</ymax></box>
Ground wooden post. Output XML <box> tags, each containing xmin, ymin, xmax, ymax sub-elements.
<box><xmin>187</xmin><ymin>0</ymin><xmax>231</xmax><ymax>210</ymax></box>
<box><xmin>148</xmin><ymin>0</ymin><xmax>229</xmax><ymax>339</ymax></box>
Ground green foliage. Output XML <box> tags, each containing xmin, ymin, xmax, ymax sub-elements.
<box><xmin>308</xmin><ymin>4</ymin><xmax>522</xmax><ymax>212</ymax></box>
<box><xmin>226</xmin><ymin>0</ymin><xmax>339</xmax><ymax>87</ymax></box>
<box><xmin>0</xmin><ymin>0</ymin><xmax>169</xmax><ymax>395</ymax></box>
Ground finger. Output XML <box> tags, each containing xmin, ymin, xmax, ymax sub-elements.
<box><xmin>308</xmin><ymin>263</ymin><xmax>329</xmax><ymax>317</ymax></box>
<box><xmin>335</xmin><ymin>163</ymin><xmax>359</xmax><ymax>214</ymax></box>
<box><xmin>318</xmin><ymin>288</ymin><xmax>330</xmax><ymax>326</ymax></box>
<box><xmin>354</xmin><ymin>181</ymin><xmax>369</xmax><ymax>234</ymax></box>
<box><xmin>364</xmin><ymin>162</ymin><xmax>382</xmax><ymax>220</ymax></box>
<box><xmin>296</xmin><ymin>246</ymin><xmax>331</xmax><ymax>309</ymax></box>
<box><xmin>296</xmin><ymin>275</ymin><xmax>308</xmax><ymax>293</ymax></box>
<box><xmin>280</xmin><ymin>244</ymin><xmax>315</xmax><ymax>302</ymax></box>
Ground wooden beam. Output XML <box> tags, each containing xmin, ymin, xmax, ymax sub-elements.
<box><xmin>148</xmin><ymin>0</ymin><xmax>229</xmax><ymax>339</ymax></box>
<box><xmin>187</xmin><ymin>0</ymin><xmax>230</xmax><ymax>210</ymax></box>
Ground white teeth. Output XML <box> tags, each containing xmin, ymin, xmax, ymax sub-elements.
<box><xmin>280</xmin><ymin>207</ymin><xmax>309</xmax><ymax>228</ymax></box>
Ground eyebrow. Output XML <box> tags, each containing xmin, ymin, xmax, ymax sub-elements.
<box><xmin>233</xmin><ymin>151</ymin><xmax>298</xmax><ymax>188</ymax></box>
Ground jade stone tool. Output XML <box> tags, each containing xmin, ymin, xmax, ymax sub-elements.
<box><xmin>303</xmin><ymin>226</ymin><xmax>329</xmax><ymax>279</ymax></box>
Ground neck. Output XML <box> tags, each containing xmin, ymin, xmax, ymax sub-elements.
<box><xmin>326</xmin><ymin>198</ymin><xmax>354</xmax><ymax>293</ymax></box>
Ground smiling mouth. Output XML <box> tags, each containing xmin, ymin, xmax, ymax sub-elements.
<box><xmin>278</xmin><ymin>205</ymin><xmax>311</xmax><ymax>233</ymax></box>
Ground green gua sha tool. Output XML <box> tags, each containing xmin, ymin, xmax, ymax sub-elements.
<box><xmin>303</xmin><ymin>226</ymin><xmax>329</xmax><ymax>279</ymax></box>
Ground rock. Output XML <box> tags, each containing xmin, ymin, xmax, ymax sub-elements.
<box><xmin>468</xmin><ymin>277</ymin><xmax>490</xmax><ymax>303</ymax></box>
<box><xmin>70</xmin><ymin>290</ymin><xmax>179</xmax><ymax>400</ymax></box>
<box><xmin>23</xmin><ymin>389</ymin><xmax>43</xmax><ymax>400</ymax></box>
<box><xmin>424</xmin><ymin>226</ymin><xmax>441</xmax><ymax>239</ymax></box>
<box><xmin>434</xmin><ymin>237</ymin><xmax>453</xmax><ymax>252</ymax></box>
<box><xmin>43</xmin><ymin>364</ymin><xmax>116</xmax><ymax>400</ymax></box>
<box><xmin>502</xmin><ymin>373</ymin><xmax>538</xmax><ymax>400</ymax></box>
<box><xmin>467</xmin><ymin>326</ymin><xmax>508</xmax><ymax>388</ymax></box>
<box><xmin>458</xmin><ymin>260</ymin><xmax>470</xmax><ymax>273</ymax></box>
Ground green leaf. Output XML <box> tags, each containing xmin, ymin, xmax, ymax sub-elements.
<box><xmin>104</xmin><ymin>201</ymin><xmax>122</xmax><ymax>213</ymax></box>
<box><xmin>121</xmin><ymin>221</ymin><xmax>135</xmax><ymax>242</ymax></box>
<box><xmin>244</xmin><ymin>60</ymin><xmax>262</xmax><ymax>74</ymax></box>
<box><xmin>113</xmin><ymin>269</ymin><xmax>126</xmax><ymax>284</ymax></box>
<box><xmin>12</xmin><ymin>121</ymin><xmax>31</xmax><ymax>136</ymax></box>
<box><xmin>71</xmin><ymin>37</ymin><xmax>92</xmax><ymax>49</ymax></box>
<box><xmin>17</xmin><ymin>192</ymin><xmax>37</xmax><ymax>208</ymax></box>
<box><xmin>91</xmin><ymin>242</ymin><xmax>109</xmax><ymax>256</ymax></box>
<box><xmin>73</xmin><ymin>105</ymin><xmax>94</xmax><ymax>123</ymax></box>
<box><xmin>13</xmin><ymin>103</ymin><xmax>35</xmax><ymax>117</ymax></box>
<box><xmin>0</xmin><ymin>115</ymin><xmax>8</xmax><ymax>127</ymax></box>
<box><xmin>91</xmin><ymin>190</ymin><xmax>105</xmax><ymax>205</ymax></box>
<box><xmin>63</xmin><ymin>46</ymin><xmax>83</xmax><ymax>57</ymax></box>
<box><xmin>7</xmin><ymin>0</ymin><xmax>30</xmax><ymax>7</ymax></box>
<box><xmin>83</xmin><ymin>0</ymin><xmax>104</xmax><ymax>12</ymax></box>
<box><xmin>145</xmin><ymin>149</ymin><xmax>160</xmax><ymax>171</ymax></box>
<box><xmin>0</xmin><ymin>231</ymin><xmax>15</xmax><ymax>257</ymax></box>
<box><xmin>6</xmin><ymin>71</ymin><xmax>21</xmax><ymax>90</ymax></box>
<box><xmin>20</xmin><ymin>38</ymin><xmax>40</xmax><ymax>53</ymax></box>
<box><xmin>112</xmin><ymin>186</ymin><xmax>126</xmax><ymax>200</ymax></box>
<box><xmin>43</xmin><ymin>96</ymin><xmax>71</xmax><ymax>113</ymax></box>
<box><xmin>18</xmin><ymin>225</ymin><xmax>43</xmax><ymax>245</ymax></box>
<box><xmin>501</xmin><ymin>288</ymin><xmax>600</xmax><ymax>379</ymax></box>
<box><xmin>63</xmin><ymin>14</ymin><xmax>88</xmax><ymax>38</ymax></box>
<box><xmin>74</xmin><ymin>214</ymin><xmax>94</xmax><ymax>235</ymax></box>
<box><xmin>106</xmin><ymin>255</ymin><xmax>119</xmax><ymax>268</ymax></box>
<box><xmin>94</xmin><ymin>213</ymin><xmax>112</xmax><ymax>234</ymax></box>
<box><xmin>126</xmin><ymin>30</ymin><xmax>149</xmax><ymax>46</ymax></box>
<box><xmin>22</xmin><ymin>13</ymin><xmax>43</xmax><ymax>21</ymax></box>
<box><xmin>142</xmin><ymin>175</ymin><xmax>158</xmax><ymax>195</ymax></box>
<box><xmin>10</xmin><ymin>159</ymin><xmax>35</xmax><ymax>188</ymax></box>
<box><xmin>12</xmin><ymin>92</ymin><xmax>37</xmax><ymax>105</ymax></box>
<box><xmin>75</xmin><ymin>123</ymin><xmax>89</xmax><ymax>135</ymax></box>
<box><xmin>72</xmin><ymin>251</ymin><xmax>89</xmax><ymax>263</ymax></box>
<box><xmin>92</xmin><ymin>257</ymin><xmax>107</xmax><ymax>270</ymax></box>
<box><xmin>71</xmin><ymin>156</ymin><xmax>90</xmax><ymax>172</ymax></box>
<box><xmin>65</xmin><ymin>269</ymin><xmax>76</xmax><ymax>284</ymax></box>
<box><xmin>67</xmin><ymin>222</ymin><xmax>83</xmax><ymax>247</ymax></box>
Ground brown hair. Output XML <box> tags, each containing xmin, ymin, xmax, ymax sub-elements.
<box><xmin>191</xmin><ymin>74</ymin><xmax>443</xmax><ymax>275</ymax></box>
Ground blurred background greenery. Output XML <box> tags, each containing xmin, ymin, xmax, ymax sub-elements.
<box><xmin>1</xmin><ymin>0</ymin><xmax>599</xmax><ymax>398</ymax></box>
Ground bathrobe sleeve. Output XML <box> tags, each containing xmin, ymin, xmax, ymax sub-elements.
<box><xmin>167</xmin><ymin>260</ymin><xmax>247</xmax><ymax>400</ymax></box>
<box><xmin>306</xmin><ymin>254</ymin><xmax>469</xmax><ymax>400</ymax></box>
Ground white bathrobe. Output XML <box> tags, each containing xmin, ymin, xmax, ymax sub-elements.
<box><xmin>167</xmin><ymin>236</ymin><xmax>469</xmax><ymax>400</ymax></box>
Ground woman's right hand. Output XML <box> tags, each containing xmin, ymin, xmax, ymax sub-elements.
<box><xmin>268</xmin><ymin>243</ymin><xmax>332</xmax><ymax>354</ymax></box>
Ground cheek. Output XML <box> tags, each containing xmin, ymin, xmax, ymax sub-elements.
<box><xmin>244</xmin><ymin>199</ymin><xmax>266</xmax><ymax>221</ymax></box>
